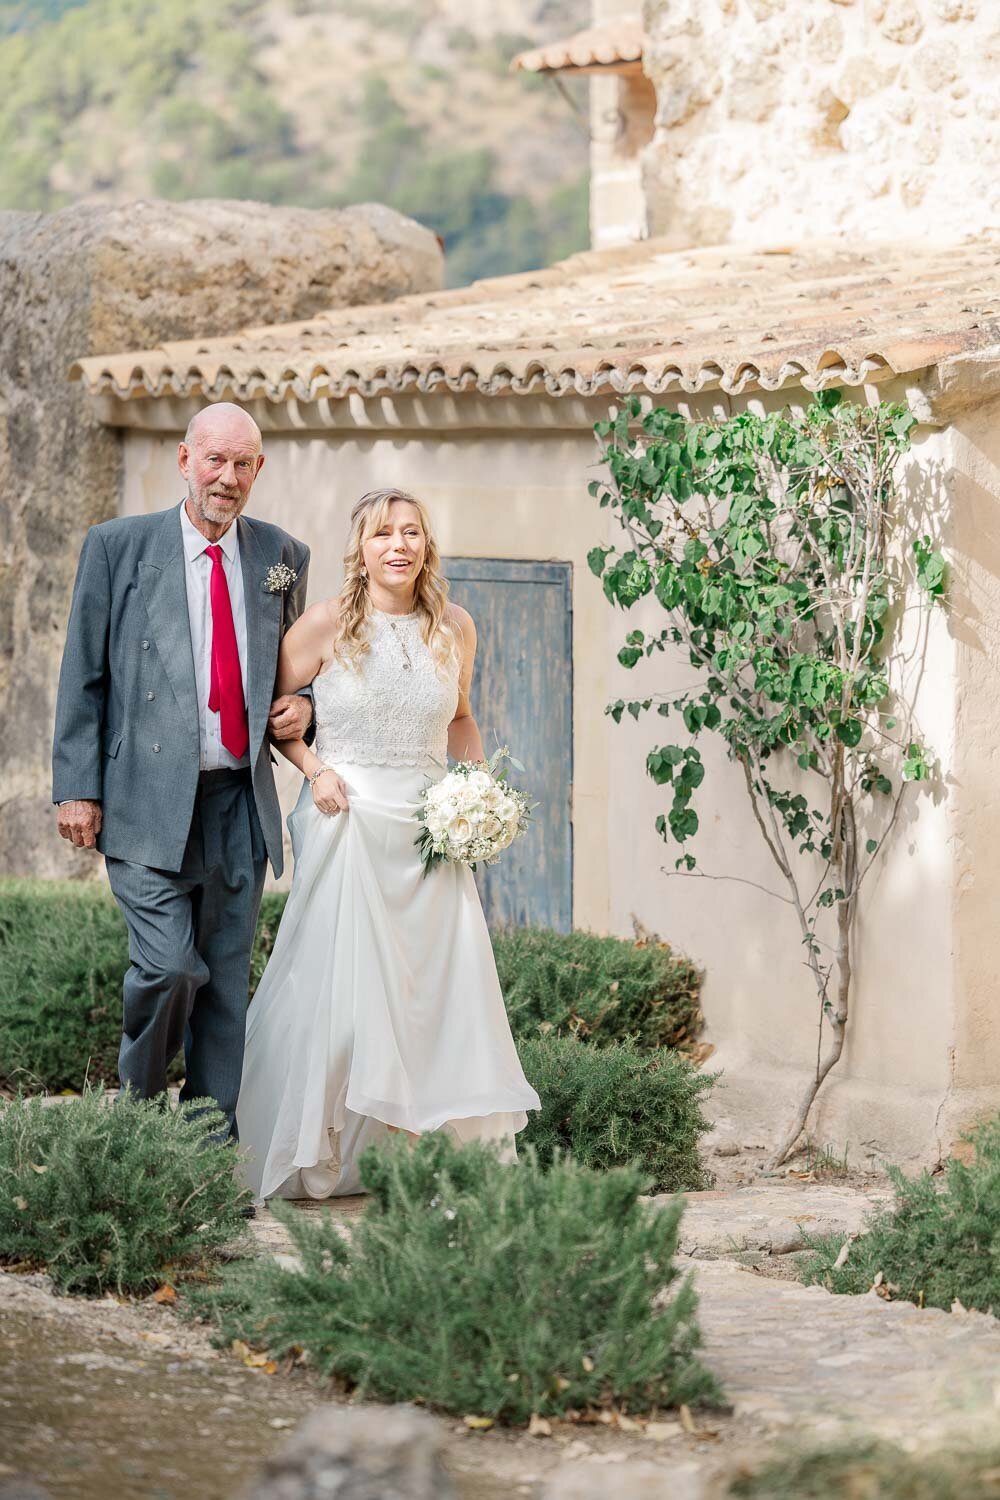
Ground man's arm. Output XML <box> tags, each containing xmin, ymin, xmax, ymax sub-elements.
<box><xmin>52</xmin><ymin>528</ymin><xmax>111</xmax><ymax>848</ymax></box>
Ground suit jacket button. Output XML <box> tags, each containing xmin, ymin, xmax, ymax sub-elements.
<box><xmin>146</xmin><ymin>691</ymin><xmax>155</xmax><ymax>700</ymax></box>
<box><xmin>152</xmin><ymin>743</ymin><xmax>161</xmax><ymax>753</ymax></box>
<box><xmin>141</xmin><ymin>640</ymin><xmax>150</xmax><ymax>650</ymax></box>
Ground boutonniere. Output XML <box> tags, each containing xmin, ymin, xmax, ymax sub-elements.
<box><xmin>265</xmin><ymin>563</ymin><xmax>297</xmax><ymax>593</ymax></box>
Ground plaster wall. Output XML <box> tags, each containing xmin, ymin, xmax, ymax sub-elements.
<box><xmin>944</xmin><ymin>393</ymin><xmax>1000</xmax><ymax>1129</ymax></box>
<box><xmin>638</xmin><ymin>0</ymin><xmax>1000</xmax><ymax>251</ymax></box>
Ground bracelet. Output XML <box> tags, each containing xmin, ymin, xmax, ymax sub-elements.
<box><xmin>308</xmin><ymin>765</ymin><xmax>331</xmax><ymax>787</ymax></box>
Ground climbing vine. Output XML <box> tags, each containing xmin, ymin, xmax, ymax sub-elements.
<box><xmin>590</xmin><ymin>391</ymin><xmax>945</xmax><ymax>1164</ymax></box>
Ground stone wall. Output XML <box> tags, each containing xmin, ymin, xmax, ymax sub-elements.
<box><xmin>639</xmin><ymin>0</ymin><xmax>999</xmax><ymax>249</ymax></box>
<box><xmin>0</xmin><ymin>199</ymin><xmax>442</xmax><ymax>878</ymax></box>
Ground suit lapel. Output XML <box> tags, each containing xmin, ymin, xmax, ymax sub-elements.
<box><xmin>137</xmin><ymin>506</ymin><xmax>199</xmax><ymax>730</ymax></box>
<box><xmin>238</xmin><ymin>516</ymin><xmax>282</xmax><ymax>753</ymax></box>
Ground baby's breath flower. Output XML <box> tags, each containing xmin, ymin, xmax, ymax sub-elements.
<box><xmin>265</xmin><ymin>562</ymin><xmax>298</xmax><ymax>593</ymax></box>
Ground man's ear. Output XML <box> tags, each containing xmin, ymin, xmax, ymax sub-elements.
<box><xmin>255</xmin><ymin>453</ymin><xmax>266</xmax><ymax>476</ymax></box>
<box><xmin>177</xmin><ymin>441</ymin><xmax>191</xmax><ymax>478</ymax></box>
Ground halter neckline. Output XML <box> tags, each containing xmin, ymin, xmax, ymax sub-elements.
<box><xmin>372</xmin><ymin>606</ymin><xmax>418</xmax><ymax>621</ymax></box>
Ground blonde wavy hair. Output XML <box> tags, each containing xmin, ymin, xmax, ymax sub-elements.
<box><xmin>330</xmin><ymin>488</ymin><xmax>460</xmax><ymax>671</ymax></box>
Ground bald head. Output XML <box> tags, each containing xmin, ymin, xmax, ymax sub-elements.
<box><xmin>183</xmin><ymin>402</ymin><xmax>262</xmax><ymax>453</ymax></box>
<box><xmin>178</xmin><ymin>402</ymin><xmax>265</xmax><ymax>540</ymax></box>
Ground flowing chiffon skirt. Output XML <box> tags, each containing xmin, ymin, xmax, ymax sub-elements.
<box><xmin>236</xmin><ymin>761</ymin><xmax>540</xmax><ymax>1200</ymax></box>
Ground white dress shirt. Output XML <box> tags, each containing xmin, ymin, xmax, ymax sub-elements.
<box><xmin>179</xmin><ymin>501</ymin><xmax>250</xmax><ymax>771</ymax></box>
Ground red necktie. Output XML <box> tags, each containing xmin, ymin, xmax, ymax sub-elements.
<box><xmin>206</xmin><ymin>544</ymin><xmax>249</xmax><ymax>760</ymax></box>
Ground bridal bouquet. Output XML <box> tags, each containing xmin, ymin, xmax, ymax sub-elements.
<box><xmin>416</xmin><ymin>746</ymin><xmax>532</xmax><ymax>875</ymax></box>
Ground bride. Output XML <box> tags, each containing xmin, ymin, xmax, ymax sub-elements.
<box><xmin>236</xmin><ymin>487</ymin><xmax>540</xmax><ymax>1200</ymax></box>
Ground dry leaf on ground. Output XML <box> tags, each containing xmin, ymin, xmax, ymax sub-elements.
<box><xmin>645</xmin><ymin>1422</ymin><xmax>680</xmax><ymax>1441</ymax></box>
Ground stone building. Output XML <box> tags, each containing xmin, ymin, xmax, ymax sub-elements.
<box><xmin>70</xmin><ymin>235</ymin><xmax>1000</xmax><ymax>1165</ymax></box>
<box><xmin>22</xmin><ymin>0</ymin><xmax>1000</xmax><ymax>1162</ymax></box>
<box><xmin>516</xmin><ymin>0</ymin><xmax>1000</xmax><ymax>253</ymax></box>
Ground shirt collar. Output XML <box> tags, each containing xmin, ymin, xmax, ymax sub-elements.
<box><xmin>179</xmin><ymin>500</ymin><xmax>239</xmax><ymax>564</ymax></box>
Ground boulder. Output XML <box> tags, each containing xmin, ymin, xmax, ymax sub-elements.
<box><xmin>239</xmin><ymin>1404</ymin><xmax>457</xmax><ymax>1500</ymax></box>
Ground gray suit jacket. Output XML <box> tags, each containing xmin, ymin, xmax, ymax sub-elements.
<box><xmin>52</xmin><ymin>502</ymin><xmax>310</xmax><ymax>877</ymax></box>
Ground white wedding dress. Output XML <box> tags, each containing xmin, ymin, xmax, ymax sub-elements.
<box><xmin>236</xmin><ymin>607</ymin><xmax>540</xmax><ymax>1201</ymax></box>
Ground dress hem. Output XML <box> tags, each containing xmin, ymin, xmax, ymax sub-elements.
<box><xmin>257</xmin><ymin>1099</ymin><xmax>535</xmax><ymax>1202</ymax></box>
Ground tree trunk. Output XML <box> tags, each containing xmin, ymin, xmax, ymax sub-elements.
<box><xmin>769</xmin><ymin>807</ymin><xmax>856</xmax><ymax>1169</ymax></box>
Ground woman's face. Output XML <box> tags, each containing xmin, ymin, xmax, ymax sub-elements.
<box><xmin>362</xmin><ymin>499</ymin><xmax>427</xmax><ymax>599</ymax></box>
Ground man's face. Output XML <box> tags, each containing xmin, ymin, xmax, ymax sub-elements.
<box><xmin>178</xmin><ymin>414</ymin><xmax>264</xmax><ymax>529</ymax></box>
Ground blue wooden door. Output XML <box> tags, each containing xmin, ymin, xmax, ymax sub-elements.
<box><xmin>442</xmin><ymin>558</ymin><xmax>573</xmax><ymax>933</ymax></box>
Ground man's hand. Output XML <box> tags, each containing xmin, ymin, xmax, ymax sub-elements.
<box><xmin>57</xmin><ymin>800</ymin><xmax>103</xmax><ymax>849</ymax></box>
<box><xmin>268</xmin><ymin>693</ymin><xmax>313</xmax><ymax>742</ymax></box>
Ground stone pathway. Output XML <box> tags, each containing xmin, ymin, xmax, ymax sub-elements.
<box><xmin>4</xmin><ymin>1181</ymin><xmax>998</xmax><ymax>1499</ymax></box>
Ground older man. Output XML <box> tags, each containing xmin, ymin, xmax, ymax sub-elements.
<box><xmin>53</xmin><ymin>403</ymin><xmax>312</xmax><ymax>1140</ymax></box>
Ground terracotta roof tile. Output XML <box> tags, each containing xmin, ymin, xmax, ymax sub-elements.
<box><xmin>510</xmin><ymin>20</ymin><xmax>644</xmax><ymax>75</ymax></box>
<box><xmin>71</xmin><ymin>237</ymin><xmax>1000</xmax><ymax>406</ymax></box>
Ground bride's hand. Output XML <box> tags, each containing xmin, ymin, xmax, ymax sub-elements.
<box><xmin>312</xmin><ymin>769</ymin><xmax>349</xmax><ymax>817</ymax></box>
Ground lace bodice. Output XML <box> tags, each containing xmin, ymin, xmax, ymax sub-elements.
<box><xmin>312</xmin><ymin>610</ymin><xmax>459</xmax><ymax>769</ymax></box>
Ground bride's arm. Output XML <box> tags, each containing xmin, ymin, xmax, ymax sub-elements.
<box><xmin>269</xmin><ymin>603</ymin><xmax>349</xmax><ymax>814</ymax></box>
<box><xmin>446</xmin><ymin>604</ymin><xmax>485</xmax><ymax>763</ymax></box>
<box><xmin>274</xmin><ymin>600</ymin><xmax>331</xmax><ymax>696</ymax></box>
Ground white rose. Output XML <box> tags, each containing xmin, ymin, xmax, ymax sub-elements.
<box><xmin>498</xmin><ymin>797</ymin><xmax>517</xmax><ymax>822</ymax></box>
<box><xmin>447</xmin><ymin>816</ymin><xmax>473</xmax><ymax>845</ymax></box>
<box><xmin>425</xmin><ymin>807</ymin><xmax>447</xmax><ymax>835</ymax></box>
<box><xmin>469</xmin><ymin>770</ymin><xmax>493</xmax><ymax>795</ymax></box>
<box><xmin>484</xmin><ymin>785</ymin><xmax>503</xmax><ymax>811</ymax></box>
<box><xmin>481</xmin><ymin>815</ymin><xmax>501</xmax><ymax>839</ymax></box>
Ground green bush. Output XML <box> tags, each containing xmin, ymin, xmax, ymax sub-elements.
<box><xmin>729</xmin><ymin>1440</ymin><xmax>1000</xmax><ymax>1500</ymax></box>
<box><xmin>0</xmin><ymin>878</ymin><xmax>134</xmax><ymax>1090</ymax></box>
<box><xmin>188</xmin><ymin>1133</ymin><xmax>720</xmax><ymax>1423</ymax></box>
<box><xmin>494</xmin><ymin>926</ymin><xmax>703</xmax><ymax>1050</ymax></box>
<box><xmin>1</xmin><ymin>882</ymin><xmax>702</xmax><ymax>1091</ymax></box>
<box><xmin>800</xmin><ymin>1114</ymin><xmax>1000</xmax><ymax>1314</ymax></box>
<box><xmin>0</xmin><ymin>1087</ymin><xmax>248</xmax><ymax>1295</ymax></box>
<box><xmin>519</xmin><ymin>1034</ymin><xmax>713</xmax><ymax>1192</ymax></box>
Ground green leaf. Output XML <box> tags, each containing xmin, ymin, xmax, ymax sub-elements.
<box><xmin>835</xmin><ymin>719</ymin><xmax>863</xmax><ymax>748</ymax></box>
<box><xmin>913</xmin><ymin>536</ymin><xmax>946</xmax><ymax>599</ymax></box>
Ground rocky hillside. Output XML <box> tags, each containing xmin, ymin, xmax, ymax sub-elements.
<box><xmin>0</xmin><ymin>0</ymin><xmax>591</xmax><ymax>286</ymax></box>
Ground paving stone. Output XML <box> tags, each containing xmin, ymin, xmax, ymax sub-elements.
<box><xmin>691</xmin><ymin>1259</ymin><xmax>1000</xmax><ymax>1447</ymax></box>
<box><xmin>241</xmin><ymin>1404</ymin><xmax>457</xmax><ymax>1500</ymax></box>
<box><xmin>650</xmin><ymin>1184</ymin><xmax>891</xmax><ymax>1259</ymax></box>
<box><xmin>543</xmin><ymin>1458</ymin><xmax>708</xmax><ymax>1500</ymax></box>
